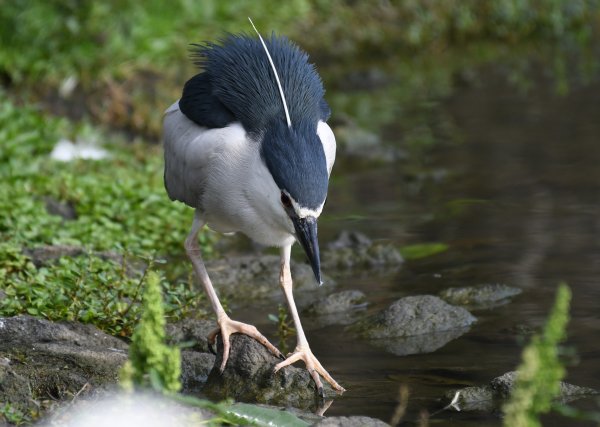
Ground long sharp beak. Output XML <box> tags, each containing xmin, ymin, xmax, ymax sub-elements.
<box><xmin>292</xmin><ymin>215</ymin><xmax>322</xmax><ymax>285</ymax></box>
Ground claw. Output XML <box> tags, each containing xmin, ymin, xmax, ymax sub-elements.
<box><xmin>206</xmin><ymin>316</ymin><xmax>282</xmax><ymax>372</ymax></box>
<box><xmin>274</xmin><ymin>346</ymin><xmax>344</xmax><ymax>393</ymax></box>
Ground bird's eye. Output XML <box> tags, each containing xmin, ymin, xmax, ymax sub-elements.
<box><xmin>281</xmin><ymin>192</ymin><xmax>292</xmax><ymax>208</ymax></box>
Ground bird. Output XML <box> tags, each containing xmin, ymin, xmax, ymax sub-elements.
<box><xmin>162</xmin><ymin>19</ymin><xmax>343</xmax><ymax>394</ymax></box>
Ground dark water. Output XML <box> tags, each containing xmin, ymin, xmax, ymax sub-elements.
<box><xmin>240</xmin><ymin>45</ymin><xmax>600</xmax><ymax>425</ymax></box>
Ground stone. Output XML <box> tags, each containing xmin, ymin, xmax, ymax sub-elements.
<box><xmin>203</xmin><ymin>334</ymin><xmax>338</xmax><ymax>410</ymax></box>
<box><xmin>313</xmin><ymin>415</ymin><xmax>390</xmax><ymax>426</ymax></box>
<box><xmin>439</xmin><ymin>284</ymin><xmax>522</xmax><ymax>309</ymax></box>
<box><xmin>305</xmin><ymin>290</ymin><xmax>367</xmax><ymax>327</ymax></box>
<box><xmin>166</xmin><ymin>318</ymin><xmax>216</xmax><ymax>354</ymax></box>
<box><xmin>323</xmin><ymin>231</ymin><xmax>403</xmax><ymax>270</ymax></box>
<box><xmin>445</xmin><ymin>371</ymin><xmax>598</xmax><ymax>412</ymax></box>
<box><xmin>358</xmin><ymin>295</ymin><xmax>477</xmax><ymax>339</ymax></box>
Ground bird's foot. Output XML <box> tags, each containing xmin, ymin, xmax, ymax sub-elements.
<box><xmin>208</xmin><ymin>315</ymin><xmax>283</xmax><ymax>372</ymax></box>
<box><xmin>274</xmin><ymin>344</ymin><xmax>346</xmax><ymax>395</ymax></box>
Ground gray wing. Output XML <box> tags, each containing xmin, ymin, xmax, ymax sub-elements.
<box><xmin>163</xmin><ymin>101</ymin><xmax>246</xmax><ymax>209</ymax></box>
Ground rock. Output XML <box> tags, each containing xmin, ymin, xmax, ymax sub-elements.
<box><xmin>307</xmin><ymin>290</ymin><xmax>367</xmax><ymax>315</ymax></box>
<box><xmin>439</xmin><ymin>284</ymin><xmax>522</xmax><ymax>309</ymax></box>
<box><xmin>445</xmin><ymin>386</ymin><xmax>496</xmax><ymax>411</ymax></box>
<box><xmin>203</xmin><ymin>334</ymin><xmax>337</xmax><ymax>410</ymax></box>
<box><xmin>354</xmin><ymin>295</ymin><xmax>476</xmax><ymax>356</ymax></box>
<box><xmin>166</xmin><ymin>318</ymin><xmax>216</xmax><ymax>353</ymax></box>
<box><xmin>180</xmin><ymin>351</ymin><xmax>216</xmax><ymax>391</ymax></box>
<box><xmin>0</xmin><ymin>365</ymin><xmax>36</xmax><ymax>415</ymax></box>
<box><xmin>305</xmin><ymin>290</ymin><xmax>367</xmax><ymax>327</ymax></box>
<box><xmin>313</xmin><ymin>416</ymin><xmax>390</xmax><ymax>426</ymax></box>
<box><xmin>490</xmin><ymin>371</ymin><xmax>598</xmax><ymax>400</ymax></box>
<box><xmin>0</xmin><ymin>316</ymin><xmax>128</xmax><ymax>415</ymax></box>
<box><xmin>207</xmin><ymin>255</ymin><xmax>333</xmax><ymax>303</ymax></box>
<box><xmin>358</xmin><ymin>295</ymin><xmax>476</xmax><ymax>339</ymax></box>
<box><xmin>323</xmin><ymin>231</ymin><xmax>403</xmax><ymax>270</ymax></box>
<box><xmin>445</xmin><ymin>371</ymin><xmax>598</xmax><ymax>412</ymax></box>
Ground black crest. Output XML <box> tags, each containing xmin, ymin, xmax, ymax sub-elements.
<box><xmin>180</xmin><ymin>34</ymin><xmax>330</xmax><ymax>133</ymax></box>
<box><xmin>180</xmin><ymin>33</ymin><xmax>331</xmax><ymax>210</ymax></box>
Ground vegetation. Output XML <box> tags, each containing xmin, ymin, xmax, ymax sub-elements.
<box><xmin>121</xmin><ymin>271</ymin><xmax>181</xmax><ymax>393</ymax></box>
<box><xmin>1</xmin><ymin>1</ymin><xmax>597</xmax><ymax>136</ymax></box>
<box><xmin>503</xmin><ymin>283</ymin><xmax>571</xmax><ymax>427</ymax></box>
<box><xmin>0</xmin><ymin>98</ymin><xmax>212</xmax><ymax>335</ymax></box>
<box><xmin>119</xmin><ymin>274</ymin><xmax>308</xmax><ymax>426</ymax></box>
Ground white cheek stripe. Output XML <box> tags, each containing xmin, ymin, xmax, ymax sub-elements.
<box><xmin>296</xmin><ymin>203</ymin><xmax>323</xmax><ymax>218</ymax></box>
<box><xmin>283</xmin><ymin>190</ymin><xmax>324</xmax><ymax>218</ymax></box>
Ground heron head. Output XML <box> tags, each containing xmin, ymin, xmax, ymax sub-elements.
<box><xmin>261</xmin><ymin>120</ymin><xmax>328</xmax><ymax>285</ymax></box>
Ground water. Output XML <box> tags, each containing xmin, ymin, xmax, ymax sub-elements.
<box><xmin>238</xmin><ymin>44</ymin><xmax>600</xmax><ymax>425</ymax></box>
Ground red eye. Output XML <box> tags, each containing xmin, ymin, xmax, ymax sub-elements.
<box><xmin>281</xmin><ymin>192</ymin><xmax>292</xmax><ymax>208</ymax></box>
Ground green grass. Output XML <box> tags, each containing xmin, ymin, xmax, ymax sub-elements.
<box><xmin>0</xmin><ymin>98</ymin><xmax>212</xmax><ymax>336</ymax></box>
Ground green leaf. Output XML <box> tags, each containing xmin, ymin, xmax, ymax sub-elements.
<box><xmin>399</xmin><ymin>242</ymin><xmax>449</xmax><ymax>260</ymax></box>
<box><xmin>227</xmin><ymin>403</ymin><xmax>310</xmax><ymax>427</ymax></box>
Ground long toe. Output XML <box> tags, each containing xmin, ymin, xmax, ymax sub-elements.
<box><xmin>274</xmin><ymin>347</ymin><xmax>345</xmax><ymax>393</ymax></box>
<box><xmin>210</xmin><ymin>316</ymin><xmax>283</xmax><ymax>371</ymax></box>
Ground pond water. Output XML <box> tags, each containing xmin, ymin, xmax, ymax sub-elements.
<box><xmin>236</xmin><ymin>43</ymin><xmax>600</xmax><ymax>425</ymax></box>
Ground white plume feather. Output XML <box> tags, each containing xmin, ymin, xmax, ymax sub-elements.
<box><xmin>248</xmin><ymin>17</ymin><xmax>292</xmax><ymax>129</ymax></box>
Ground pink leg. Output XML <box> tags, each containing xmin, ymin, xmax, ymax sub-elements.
<box><xmin>185</xmin><ymin>212</ymin><xmax>282</xmax><ymax>371</ymax></box>
<box><xmin>273</xmin><ymin>245</ymin><xmax>345</xmax><ymax>394</ymax></box>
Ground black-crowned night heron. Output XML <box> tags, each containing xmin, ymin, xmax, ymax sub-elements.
<box><xmin>163</xmin><ymin>21</ymin><xmax>343</xmax><ymax>394</ymax></box>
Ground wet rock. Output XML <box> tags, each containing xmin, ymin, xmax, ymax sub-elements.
<box><xmin>0</xmin><ymin>316</ymin><xmax>128</xmax><ymax>414</ymax></box>
<box><xmin>0</xmin><ymin>315</ymin><xmax>217</xmax><ymax>416</ymax></box>
<box><xmin>307</xmin><ymin>290</ymin><xmax>367</xmax><ymax>315</ymax></box>
<box><xmin>207</xmin><ymin>254</ymin><xmax>332</xmax><ymax>302</ymax></box>
<box><xmin>439</xmin><ymin>284</ymin><xmax>522</xmax><ymax>309</ymax></box>
<box><xmin>355</xmin><ymin>295</ymin><xmax>476</xmax><ymax>356</ymax></box>
<box><xmin>166</xmin><ymin>318</ymin><xmax>216</xmax><ymax>353</ymax></box>
<box><xmin>446</xmin><ymin>371</ymin><xmax>598</xmax><ymax>412</ymax></box>
<box><xmin>313</xmin><ymin>415</ymin><xmax>390</xmax><ymax>427</ymax></box>
<box><xmin>203</xmin><ymin>334</ymin><xmax>337</xmax><ymax>410</ymax></box>
<box><xmin>305</xmin><ymin>290</ymin><xmax>367</xmax><ymax>327</ymax></box>
<box><xmin>0</xmin><ymin>364</ymin><xmax>36</xmax><ymax>415</ymax></box>
<box><xmin>446</xmin><ymin>386</ymin><xmax>496</xmax><ymax>411</ymax></box>
<box><xmin>323</xmin><ymin>231</ymin><xmax>403</xmax><ymax>270</ymax></box>
<box><xmin>180</xmin><ymin>351</ymin><xmax>215</xmax><ymax>391</ymax></box>
<box><xmin>490</xmin><ymin>371</ymin><xmax>598</xmax><ymax>400</ymax></box>
<box><xmin>358</xmin><ymin>295</ymin><xmax>476</xmax><ymax>339</ymax></box>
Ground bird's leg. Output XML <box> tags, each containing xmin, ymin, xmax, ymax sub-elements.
<box><xmin>185</xmin><ymin>212</ymin><xmax>283</xmax><ymax>371</ymax></box>
<box><xmin>273</xmin><ymin>245</ymin><xmax>345</xmax><ymax>394</ymax></box>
